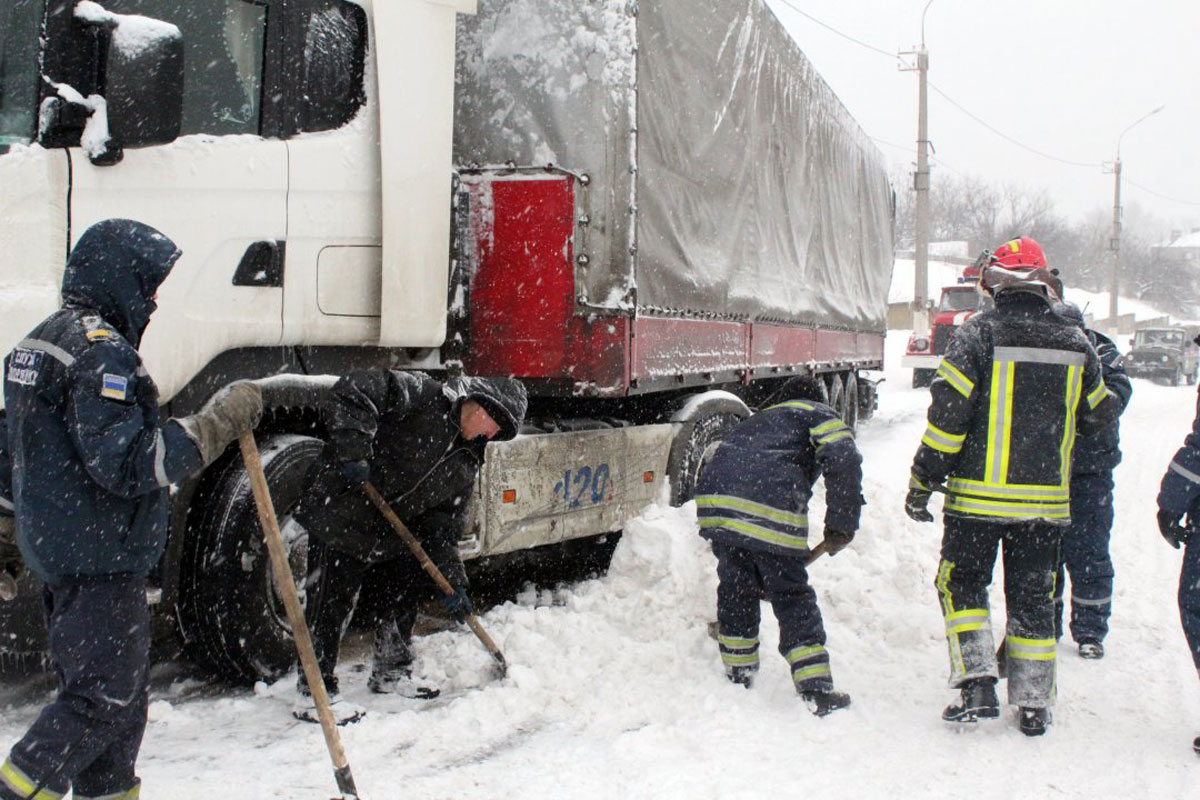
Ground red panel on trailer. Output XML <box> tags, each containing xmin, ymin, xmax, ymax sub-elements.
<box><xmin>464</xmin><ymin>174</ymin><xmax>628</xmax><ymax>393</ymax></box>
<box><xmin>631</xmin><ymin>318</ymin><xmax>746</xmax><ymax>383</ymax></box>
<box><xmin>750</xmin><ymin>324</ymin><xmax>816</xmax><ymax>368</ymax></box>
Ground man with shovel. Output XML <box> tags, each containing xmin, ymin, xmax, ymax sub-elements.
<box><xmin>288</xmin><ymin>369</ymin><xmax>526</xmax><ymax>724</ymax></box>
<box><xmin>0</xmin><ymin>219</ymin><xmax>262</xmax><ymax>800</ymax></box>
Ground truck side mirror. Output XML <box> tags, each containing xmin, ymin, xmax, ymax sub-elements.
<box><xmin>102</xmin><ymin>19</ymin><xmax>184</xmax><ymax>161</ymax></box>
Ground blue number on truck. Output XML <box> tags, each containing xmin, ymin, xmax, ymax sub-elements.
<box><xmin>555</xmin><ymin>464</ymin><xmax>612</xmax><ymax>509</ymax></box>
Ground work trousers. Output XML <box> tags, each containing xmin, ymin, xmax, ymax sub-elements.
<box><xmin>301</xmin><ymin>537</ymin><xmax>437</xmax><ymax>693</ymax></box>
<box><xmin>1</xmin><ymin>577</ymin><xmax>150</xmax><ymax>800</ymax></box>
<box><xmin>712</xmin><ymin>543</ymin><xmax>833</xmax><ymax>692</ymax></box>
<box><xmin>935</xmin><ymin>515</ymin><xmax>1060</xmax><ymax>708</ymax></box>
<box><xmin>1053</xmin><ymin>475</ymin><xmax>1115</xmax><ymax>644</ymax></box>
<box><xmin>1179</xmin><ymin>535</ymin><xmax>1200</xmax><ymax>676</ymax></box>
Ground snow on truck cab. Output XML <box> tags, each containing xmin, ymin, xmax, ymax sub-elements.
<box><xmin>0</xmin><ymin>0</ymin><xmax>894</xmax><ymax>680</ymax></box>
<box><xmin>901</xmin><ymin>269</ymin><xmax>991</xmax><ymax>388</ymax></box>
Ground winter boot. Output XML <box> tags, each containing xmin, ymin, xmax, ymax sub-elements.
<box><xmin>1078</xmin><ymin>639</ymin><xmax>1105</xmax><ymax>660</ymax></box>
<box><xmin>368</xmin><ymin>667</ymin><xmax>441</xmax><ymax>699</ymax></box>
<box><xmin>726</xmin><ymin>665</ymin><xmax>756</xmax><ymax>689</ymax></box>
<box><xmin>800</xmin><ymin>689</ymin><xmax>851</xmax><ymax>717</ymax></box>
<box><xmin>292</xmin><ymin>685</ymin><xmax>366</xmax><ymax>726</ymax></box>
<box><xmin>942</xmin><ymin>677</ymin><xmax>1000</xmax><ymax>723</ymax></box>
<box><xmin>1018</xmin><ymin>706</ymin><xmax>1051</xmax><ymax>737</ymax></box>
<box><xmin>1193</xmin><ymin>734</ymin><xmax>1200</xmax><ymax>755</ymax></box>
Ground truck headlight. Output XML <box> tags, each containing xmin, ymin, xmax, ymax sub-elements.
<box><xmin>909</xmin><ymin>336</ymin><xmax>930</xmax><ymax>353</ymax></box>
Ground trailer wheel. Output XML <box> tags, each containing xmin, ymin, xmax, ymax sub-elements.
<box><xmin>177</xmin><ymin>434</ymin><xmax>324</xmax><ymax>683</ymax></box>
<box><xmin>842</xmin><ymin>372</ymin><xmax>859</xmax><ymax>431</ymax></box>
<box><xmin>667</xmin><ymin>400</ymin><xmax>750</xmax><ymax>505</ymax></box>
<box><xmin>826</xmin><ymin>373</ymin><xmax>846</xmax><ymax>422</ymax></box>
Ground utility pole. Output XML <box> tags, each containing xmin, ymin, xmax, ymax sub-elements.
<box><xmin>901</xmin><ymin>1</ymin><xmax>935</xmax><ymax>335</ymax></box>
<box><xmin>1106</xmin><ymin>105</ymin><xmax>1164</xmax><ymax>328</ymax></box>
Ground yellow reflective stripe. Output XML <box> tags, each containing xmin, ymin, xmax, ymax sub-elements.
<box><xmin>1006</xmin><ymin>636</ymin><xmax>1057</xmax><ymax>661</ymax></box>
<box><xmin>785</xmin><ymin>644</ymin><xmax>827</xmax><ymax>664</ymax></box>
<box><xmin>945</xmin><ymin>478</ymin><xmax>1068</xmax><ymax>501</ymax></box>
<box><xmin>935</xmin><ymin>559</ymin><xmax>967</xmax><ymax>678</ymax></box>
<box><xmin>922</xmin><ymin>422</ymin><xmax>966</xmax><ymax>454</ymax></box>
<box><xmin>696</xmin><ymin>495</ymin><xmax>808</xmax><ymax>527</ymax></box>
<box><xmin>946</xmin><ymin>608</ymin><xmax>989</xmax><ymax>634</ymax></box>
<box><xmin>1086</xmin><ymin>378</ymin><xmax>1109</xmax><ymax>409</ymax></box>
<box><xmin>792</xmin><ymin>663</ymin><xmax>832</xmax><ymax>680</ymax></box>
<box><xmin>937</xmin><ymin>360</ymin><xmax>974</xmax><ymax>397</ymax></box>
<box><xmin>767</xmin><ymin>400</ymin><xmax>815</xmax><ymax>411</ymax></box>
<box><xmin>817</xmin><ymin>430</ymin><xmax>854</xmax><ymax>446</ymax></box>
<box><xmin>1</xmin><ymin>760</ymin><xmax>64</xmax><ymax>800</ymax></box>
<box><xmin>717</xmin><ymin>634</ymin><xmax>758</xmax><ymax>649</ymax></box>
<box><xmin>76</xmin><ymin>786</ymin><xmax>141</xmax><ymax>800</ymax></box>
<box><xmin>909</xmin><ymin>474</ymin><xmax>930</xmax><ymax>491</ymax></box>
<box><xmin>721</xmin><ymin>652</ymin><xmax>759</xmax><ymax>666</ymax></box>
<box><xmin>944</xmin><ymin>496</ymin><xmax>1070</xmax><ymax>518</ymax></box>
<box><xmin>985</xmin><ymin>359</ymin><xmax>1016</xmax><ymax>485</ymax></box>
<box><xmin>698</xmin><ymin>518</ymin><xmax>809</xmax><ymax>549</ymax></box>
<box><xmin>1061</xmin><ymin>364</ymin><xmax>1082</xmax><ymax>488</ymax></box>
<box><xmin>810</xmin><ymin>419</ymin><xmax>845</xmax><ymax>436</ymax></box>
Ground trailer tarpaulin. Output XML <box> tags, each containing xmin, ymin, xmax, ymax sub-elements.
<box><xmin>453</xmin><ymin>0</ymin><xmax>894</xmax><ymax>333</ymax></box>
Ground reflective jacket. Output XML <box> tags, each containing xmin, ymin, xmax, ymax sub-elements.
<box><xmin>2</xmin><ymin>220</ymin><xmax>203</xmax><ymax>582</ymax></box>
<box><xmin>695</xmin><ymin>400</ymin><xmax>863</xmax><ymax>558</ymax></box>
<box><xmin>911</xmin><ymin>292</ymin><xmax>1119</xmax><ymax>523</ymax></box>
<box><xmin>1071</xmin><ymin>329</ymin><xmax>1131</xmax><ymax>479</ymax></box>
<box><xmin>1158</xmin><ymin>387</ymin><xmax>1200</xmax><ymax>522</ymax></box>
<box><xmin>294</xmin><ymin>371</ymin><xmax>528</xmax><ymax>572</ymax></box>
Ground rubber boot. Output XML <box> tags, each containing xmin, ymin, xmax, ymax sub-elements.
<box><xmin>1018</xmin><ymin>706</ymin><xmax>1051</xmax><ymax>737</ymax></box>
<box><xmin>942</xmin><ymin>677</ymin><xmax>1000</xmax><ymax>723</ymax></box>
<box><xmin>801</xmin><ymin>689</ymin><xmax>851</xmax><ymax>717</ymax></box>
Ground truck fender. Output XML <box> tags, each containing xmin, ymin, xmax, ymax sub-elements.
<box><xmin>664</xmin><ymin>392</ymin><xmax>751</xmax><ymax>505</ymax></box>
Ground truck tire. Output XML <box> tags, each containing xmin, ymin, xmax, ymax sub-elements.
<box><xmin>177</xmin><ymin>434</ymin><xmax>325</xmax><ymax>683</ymax></box>
<box><xmin>842</xmin><ymin>371</ymin><xmax>859</xmax><ymax>431</ymax></box>
<box><xmin>826</xmin><ymin>373</ymin><xmax>846</xmax><ymax>423</ymax></box>
<box><xmin>912</xmin><ymin>368</ymin><xmax>935</xmax><ymax>388</ymax></box>
<box><xmin>667</xmin><ymin>400</ymin><xmax>749</xmax><ymax>505</ymax></box>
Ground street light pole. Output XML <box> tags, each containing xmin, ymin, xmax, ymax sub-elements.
<box><xmin>1107</xmin><ymin>105</ymin><xmax>1164</xmax><ymax>326</ymax></box>
<box><xmin>901</xmin><ymin>0</ymin><xmax>935</xmax><ymax>334</ymax></box>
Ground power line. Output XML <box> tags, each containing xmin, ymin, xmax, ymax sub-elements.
<box><xmin>1124</xmin><ymin>178</ymin><xmax>1200</xmax><ymax>208</ymax></box>
<box><xmin>770</xmin><ymin>0</ymin><xmax>899</xmax><ymax>62</ymax></box>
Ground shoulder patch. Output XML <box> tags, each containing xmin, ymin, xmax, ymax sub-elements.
<box><xmin>100</xmin><ymin>373</ymin><xmax>130</xmax><ymax>402</ymax></box>
<box><xmin>7</xmin><ymin>347</ymin><xmax>44</xmax><ymax>387</ymax></box>
<box><xmin>80</xmin><ymin>315</ymin><xmax>119</xmax><ymax>343</ymax></box>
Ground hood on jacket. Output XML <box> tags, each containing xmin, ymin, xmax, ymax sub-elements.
<box><xmin>444</xmin><ymin>376</ymin><xmax>528</xmax><ymax>441</ymax></box>
<box><xmin>60</xmin><ymin>218</ymin><xmax>182</xmax><ymax>347</ymax></box>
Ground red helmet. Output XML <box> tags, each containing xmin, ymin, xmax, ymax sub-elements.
<box><xmin>991</xmin><ymin>237</ymin><xmax>1047</xmax><ymax>270</ymax></box>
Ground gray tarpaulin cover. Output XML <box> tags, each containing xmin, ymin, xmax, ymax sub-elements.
<box><xmin>454</xmin><ymin>0</ymin><xmax>894</xmax><ymax>333</ymax></box>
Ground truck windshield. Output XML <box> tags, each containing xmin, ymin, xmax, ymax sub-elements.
<box><xmin>0</xmin><ymin>0</ymin><xmax>44</xmax><ymax>150</ymax></box>
<box><xmin>1136</xmin><ymin>329</ymin><xmax>1184</xmax><ymax>348</ymax></box>
<box><xmin>938</xmin><ymin>289</ymin><xmax>985</xmax><ymax>312</ymax></box>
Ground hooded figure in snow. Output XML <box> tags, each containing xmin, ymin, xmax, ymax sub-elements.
<box><xmin>288</xmin><ymin>369</ymin><xmax>527</xmax><ymax>723</ymax></box>
<box><xmin>0</xmin><ymin>219</ymin><xmax>262</xmax><ymax>800</ymax></box>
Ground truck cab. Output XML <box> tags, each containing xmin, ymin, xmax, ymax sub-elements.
<box><xmin>1125</xmin><ymin>327</ymin><xmax>1199</xmax><ymax>385</ymax></box>
<box><xmin>901</xmin><ymin>282</ymin><xmax>991</xmax><ymax>387</ymax></box>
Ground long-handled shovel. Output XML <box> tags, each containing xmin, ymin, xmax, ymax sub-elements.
<box><xmin>238</xmin><ymin>432</ymin><xmax>362</xmax><ymax>800</ymax></box>
<box><xmin>361</xmin><ymin>481</ymin><xmax>508</xmax><ymax>678</ymax></box>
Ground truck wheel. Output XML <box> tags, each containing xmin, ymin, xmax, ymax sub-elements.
<box><xmin>842</xmin><ymin>372</ymin><xmax>859</xmax><ymax>431</ymax></box>
<box><xmin>826</xmin><ymin>373</ymin><xmax>846</xmax><ymax>421</ymax></box>
<box><xmin>177</xmin><ymin>434</ymin><xmax>325</xmax><ymax>683</ymax></box>
<box><xmin>667</xmin><ymin>400</ymin><xmax>749</xmax><ymax>505</ymax></box>
<box><xmin>912</xmin><ymin>368</ymin><xmax>935</xmax><ymax>388</ymax></box>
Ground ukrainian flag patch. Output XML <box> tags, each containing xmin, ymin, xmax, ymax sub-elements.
<box><xmin>100</xmin><ymin>373</ymin><xmax>129</xmax><ymax>401</ymax></box>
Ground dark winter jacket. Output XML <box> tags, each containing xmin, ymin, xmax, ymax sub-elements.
<box><xmin>3</xmin><ymin>219</ymin><xmax>204</xmax><ymax>583</ymax></box>
<box><xmin>695</xmin><ymin>400</ymin><xmax>863</xmax><ymax>558</ymax></box>
<box><xmin>1071</xmin><ymin>330</ymin><xmax>1131</xmax><ymax>480</ymax></box>
<box><xmin>910</xmin><ymin>291</ymin><xmax>1119</xmax><ymax>523</ymax></box>
<box><xmin>1158</xmin><ymin>388</ymin><xmax>1200</xmax><ymax>524</ymax></box>
<box><xmin>294</xmin><ymin>371</ymin><xmax>528</xmax><ymax>578</ymax></box>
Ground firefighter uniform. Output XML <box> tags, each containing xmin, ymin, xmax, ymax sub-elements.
<box><xmin>910</xmin><ymin>291</ymin><xmax>1118</xmax><ymax>712</ymax></box>
<box><xmin>696</xmin><ymin>398</ymin><xmax>862</xmax><ymax>699</ymax></box>
<box><xmin>1054</xmin><ymin>328</ymin><xmax>1131</xmax><ymax>649</ymax></box>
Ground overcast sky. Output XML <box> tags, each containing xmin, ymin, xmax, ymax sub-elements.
<box><xmin>765</xmin><ymin>0</ymin><xmax>1200</xmax><ymax>234</ymax></box>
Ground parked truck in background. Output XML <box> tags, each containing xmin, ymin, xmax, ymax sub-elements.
<box><xmin>901</xmin><ymin>265</ymin><xmax>990</xmax><ymax>387</ymax></box>
<box><xmin>0</xmin><ymin>0</ymin><xmax>894</xmax><ymax>681</ymax></box>
<box><xmin>1124</xmin><ymin>326</ymin><xmax>1198</xmax><ymax>385</ymax></box>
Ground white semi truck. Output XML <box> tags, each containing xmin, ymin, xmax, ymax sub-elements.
<box><xmin>0</xmin><ymin>0</ymin><xmax>894</xmax><ymax>680</ymax></box>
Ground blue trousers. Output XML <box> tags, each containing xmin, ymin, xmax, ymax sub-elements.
<box><xmin>0</xmin><ymin>577</ymin><xmax>149</xmax><ymax>800</ymax></box>
<box><xmin>1179</xmin><ymin>538</ymin><xmax>1200</xmax><ymax>676</ymax></box>
<box><xmin>1054</xmin><ymin>476</ymin><xmax>1115</xmax><ymax>643</ymax></box>
<box><xmin>712</xmin><ymin>543</ymin><xmax>832</xmax><ymax>692</ymax></box>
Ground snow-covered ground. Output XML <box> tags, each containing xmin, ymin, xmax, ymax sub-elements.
<box><xmin>3</xmin><ymin>332</ymin><xmax>1200</xmax><ymax>798</ymax></box>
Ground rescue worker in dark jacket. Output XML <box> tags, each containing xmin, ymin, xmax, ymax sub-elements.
<box><xmin>905</xmin><ymin>237</ymin><xmax>1119</xmax><ymax>737</ymax></box>
<box><xmin>695</xmin><ymin>377</ymin><xmax>863</xmax><ymax>717</ymax></box>
<box><xmin>0</xmin><ymin>219</ymin><xmax>262</xmax><ymax>800</ymax></box>
<box><xmin>1155</xmin><ymin>338</ymin><xmax>1200</xmax><ymax>754</ymax></box>
<box><xmin>289</xmin><ymin>369</ymin><xmax>527</xmax><ymax>723</ymax></box>
<box><xmin>1052</xmin><ymin>302</ymin><xmax>1131</xmax><ymax>659</ymax></box>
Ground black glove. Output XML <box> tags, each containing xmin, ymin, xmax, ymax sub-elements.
<box><xmin>439</xmin><ymin>586</ymin><xmax>473</xmax><ymax>624</ymax></box>
<box><xmin>338</xmin><ymin>459</ymin><xmax>370</xmax><ymax>487</ymax></box>
<box><xmin>1158</xmin><ymin>509</ymin><xmax>1190</xmax><ymax>549</ymax></box>
<box><xmin>905</xmin><ymin>488</ymin><xmax>934</xmax><ymax>523</ymax></box>
<box><xmin>823</xmin><ymin>528</ymin><xmax>855</xmax><ymax>556</ymax></box>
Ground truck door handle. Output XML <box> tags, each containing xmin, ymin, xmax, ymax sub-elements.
<box><xmin>232</xmin><ymin>240</ymin><xmax>285</xmax><ymax>287</ymax></box>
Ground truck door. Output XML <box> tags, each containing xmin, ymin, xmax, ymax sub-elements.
<box><xmin>68</xmin><ymin>0</ymin><xmax>287</xmax><ymax>401</ymax></box>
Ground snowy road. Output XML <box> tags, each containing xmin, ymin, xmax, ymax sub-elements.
<box><xmin>3</xmin><ymin>330</ymin><xmax>1199</xmax><ymax>799</ymax></box>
